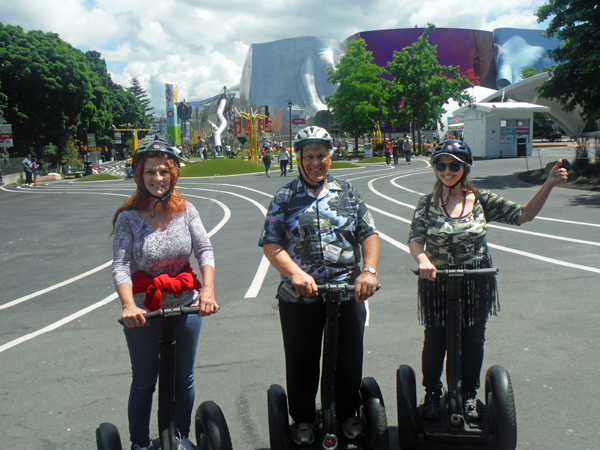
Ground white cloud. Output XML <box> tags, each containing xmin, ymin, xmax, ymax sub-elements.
<box><xmin>0</xmin><ymin>0</ymin><xmax>549</xmax><ymax>112</ymax></box>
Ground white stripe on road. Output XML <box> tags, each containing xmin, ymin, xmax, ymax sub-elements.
<box><xmin>0</xmin><ymin>293</ymin><xmax>118</xmax><ymax>354</ymax></box>
<box><xmin>0</xmin><ymin>261</ymin><xmax>113</xmax><ymax>310</ymax></box>
<box><xmin>488</xmin><ymin>243</ymin><xmax>600</xmax><ymax>274</ymax></box>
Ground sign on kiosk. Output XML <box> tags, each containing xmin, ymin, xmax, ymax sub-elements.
<box><xmin>0</xmin><ymin>124</ymin><xmax>13</xmax><ymax>147</ymax></box>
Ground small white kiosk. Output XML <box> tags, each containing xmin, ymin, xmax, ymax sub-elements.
<box><xmin>454</xmin><ymin>102</ymin><xmax>550</xmax><ymax>158</ymax></box>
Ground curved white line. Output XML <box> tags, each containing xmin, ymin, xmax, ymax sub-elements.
<box><xmin>0</xmin><ymin>294</ymin><xmax>119</xmax><ymax>354</ymax></box>
<box><xmin>0</xmin><ymin>261</ymin><xmax>114</xmax><ymax>310</ymax></box>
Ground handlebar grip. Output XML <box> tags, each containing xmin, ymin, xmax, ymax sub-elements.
<box><xmin>118</xmin><ymin>306</ymin><xmax>201</xmax><ymax>325</ymax></box>
<box><xmin>315</xmin><ymin>284</ymin><xmax>382</xmax><ymax>294</ymax></box>
<box><xmin>412</xmin><ymin>268</ymin><xmax>498</xmax><ymax>277</ymax></box>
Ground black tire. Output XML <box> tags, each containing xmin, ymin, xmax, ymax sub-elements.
<box><xmin>268</xmin><ymin>384</ymin><xmax>291</xmax><ymax>450</ymax></box>
<box><xmin>359</xmin><ymin>377</ymin><xmax>389</xmax><ymax>450</ymax></box>
<box><xmin>96</xmin><ymin>423</ymin><xmax>123</xmax><ymax>450</ymax></box>
<box><xmin>485</xmin><ymin>365</ymin><xmax>517</xmax><ymax>450</ymax></box>
<box><xmin>195</xmin><ymin>400</ymin><xmax>233</xmax><ymax>450</ymax></box>
<box><xmin>396</xmin><ymin>365</ymin><xmax>419</xmax><ymax>450</ymax></box>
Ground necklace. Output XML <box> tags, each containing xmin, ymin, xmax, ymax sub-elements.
<box><xmin>441</xmin><ymin>190</ymin><xmax>466</xmax><ymax>218</ymax></box>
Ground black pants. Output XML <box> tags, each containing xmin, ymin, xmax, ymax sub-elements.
<box><xmin>421</xmin><ymin>318</ymin><xmax>487</xmax><ymax>397</ymax></box>
<box><xmin>279</xmin><ymin>299</ymin><xmax>366</xmax><ymax>423</ymax></box>
<box><xmin>385</xmin><ymin>152</ymin><xmax>392</xmax><ymax>165</ymax></box>
<box><xmin>280</xmin><ymin>161</ymin><xmax>287</xmax><ymax>176</ymax></box>
<box><xmin>25</xmin><ymin>170</ymin><xmax>33</xmax><ymax>184</ymax></box>
<box><xmin>393</xmin><ymin>149</ymin><xmax>399</xmax><ymax>164</ymax></box>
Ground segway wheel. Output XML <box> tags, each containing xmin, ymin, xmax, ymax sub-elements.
<box><xmin>195</xmin><ymin>400</ymin><xmax>233</xmax><ymax>450</ymax></box>
<box><xmin>268</xmin><ymin>384</ymin><xmax>291</xmax><ymax>450</ymax></box>
<box><xmin>96</xmin><ymin>423</ymin><xmax>123</xmax><ymax>450</ymax></box>
<box><xmin>485</xmin><ymin>365</ymin><xmax>517</xmax><ymax>450</ymax></box>
<box><xmin>359</xmin><ymin>377</ymin><xmax>389</xmax><ymax>450</ymax></box>
<box><xmin>396</xmin><ymin>365</ymin><xmax>419</xmax><ymax>450</ymax></box>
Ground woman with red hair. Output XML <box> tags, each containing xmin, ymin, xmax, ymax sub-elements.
<box><xmin>111</xmin><ymin>140</ymin><xmax>218</xmax><ymax>450</ymax></box>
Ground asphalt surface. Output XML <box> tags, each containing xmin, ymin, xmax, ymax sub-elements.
<box><xmin>1</xmin><ymin>147</ymin><xmax>598</xmax><ymax>450</ymax></box>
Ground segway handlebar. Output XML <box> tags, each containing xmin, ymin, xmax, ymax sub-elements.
<box><xmin>412</xmin><ymin>268</ymin><xmax>498</xmax><ymax>277</ymax></box>
<box><xmin>118</xmin><ymin>306</ymin><xmax>201</xmax><ymax>325</ymax></box>
<box><xmin>315</xmin><ymin>283</ymin><xmax>382</xmax><ymax>294</ymax></box>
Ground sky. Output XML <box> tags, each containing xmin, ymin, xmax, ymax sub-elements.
<box><xmin>0</xmin><ymin>0</ymin><xmax>550</xmax><ymax>115</ymax></box>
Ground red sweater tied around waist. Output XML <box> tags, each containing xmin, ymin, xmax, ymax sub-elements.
<box><xmin>131</xmin><ymin>263</ymin><xmax>202</xmax><ymax>312</ymax></box>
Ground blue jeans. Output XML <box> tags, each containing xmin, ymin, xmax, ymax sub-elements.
<box><xmin>123</xmin><ymin>314</ymin><xmax>202</xmax><ymax>448</ymax></box>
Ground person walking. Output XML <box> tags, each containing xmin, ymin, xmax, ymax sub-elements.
<box><xmin>278</xmin><ymin>146</ymin><xmax>289</xmax><ymax>177</ymax></box>
<box><xmin>403</xmin><ymin>134</ymin><xmax>412</xmax><ymax>165</ymax></box>
<box><xmin>263</xmin><ymin>150</ymin><xmax>272</xmax><ymax>177</ymax></box>
<box><xmin>22</xmin><ymin>154</ymin><xmax>33</xmax><ymax>186</ymax></box>
<box><xmin>407</xmin><ymin>139</ymin><xmax>568</xmax><ymax>422</ymax></box>
<box><xmin>111</xmin><ymin>140</ymin><xmax>219</xmax><ymax>450</ymax></box>
<box><xmin>392</xmin><ymin>138</ymin><xmax>400</xmax><ymax>165</ymax></box>
<box><xmin>31</xmin><ymin>156</ymin><xmax>40</xmax><ymax>186</ymax></box>
<box><xmin>384</xmin><ymin>138</ymin><xmax>393</xmax><ymax>166</ymax></box>
<box><xmin>259</xmin><ymin>126</ymin><xmax>380</xmax><ymax>445</ymax></box>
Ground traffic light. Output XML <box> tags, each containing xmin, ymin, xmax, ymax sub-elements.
<box><xmin>265</xmin><ymin>105</ymin><xmax>269</xmax><ymax>118</ymax></box>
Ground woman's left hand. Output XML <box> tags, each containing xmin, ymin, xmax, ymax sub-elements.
<box><xmin>192</xmin><ymin>285</ymin><xmax>220</xmax><ymax>316</ymax></box>
<box><xmin>548</xmin><ymin>159</ymin><xmax>569</xmax><ymax>187</ymax></box>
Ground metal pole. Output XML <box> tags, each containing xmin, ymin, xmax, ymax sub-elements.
<box><xmin>287</xmin><ymin>100</ymin><xmax>294</xmax><ymax>172</ymax></box>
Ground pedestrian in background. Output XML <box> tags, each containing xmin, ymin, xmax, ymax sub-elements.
<box><xmin>278</xmin><ymin>146</ymin><xmax>289</xmax><ymax>177</ymax></box>
<box><xmin>263</xmin><ymin>150</ymin><xmax>272</xmax><ymax>177</ymax></box>
<box><xmin>22</xmin><ymin>154</ymin><xmax>33</xmax><ymax>186</ymax></box>
<box><xmin>403</xmin><ymin>134</ymin><xmax>412</xmax><ymax>165</ymax></box>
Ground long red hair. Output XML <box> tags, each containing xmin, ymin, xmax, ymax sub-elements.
<box><xmin>111</xmin><ymin>152</ymin><xmax>187</xmax><ymax>235</ymax></box>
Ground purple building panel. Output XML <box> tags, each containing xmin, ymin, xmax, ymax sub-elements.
<box><xmin>344</xmin><ymin>28</ymin><xmax>497</xmax><ymax>89</ymax></box>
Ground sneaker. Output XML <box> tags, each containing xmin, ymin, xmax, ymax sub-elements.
<box><xmin>464</xmin><ymin>398</ymin><xmax>479</xmax><ymax>421</ymax></box>
<box><xmin>341</xmin><ymin>415</ymin><xmax>365</xmax><ymax>440</ymax></box>
<box><xmin>291</xmin><ymin>422</ymin><xmax>315</xmax><ymax>445</ymax></box>
<box><xmin>420</xmin><ymin>392</ymin><xmax>441</xmax><ymax>421</ymax></box>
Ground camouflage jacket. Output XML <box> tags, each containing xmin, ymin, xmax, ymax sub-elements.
<box><xmin>408</xmin><ymin>191</ymin><xmax>523</xmax><ymax>267</ymax></box>
<box><xmin>259</xmin><ymin>175</ymin><xmax>377</xmax><ymax>303</ymax></box>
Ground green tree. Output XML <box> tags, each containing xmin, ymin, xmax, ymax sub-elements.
<box><xmin>127</xmin><ymin>77</ymin><xmax>154</xmax><ymax>121</ymax></box>
<box><xmin>386</xmin><ymin>24</ymin><xmax>473</xmax><ymax>151</ymax></box>
<box><xmin>327</xmin><ymin>39</ymin><xmax>386</xmax><ymax>153</ymax></box>
<box><xmin>536</xmin><ymin>0</ymin><xmax>600</xmax><ymax>117</ymax></box>
<box><xmin>0</xmin><ymin>24</ymin><xmax>94</xmax><ymax>157</ymax></box>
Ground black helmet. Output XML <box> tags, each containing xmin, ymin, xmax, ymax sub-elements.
<box><xmin>132</xmin><ymin>140</ymin><xmax>181</xmax><ymax>173</ymax></box>
<box><xmin>430</xmin><ymin>140</ymin><xmax>473</xmax><ymax>167</ymax></box>
<box><xmin>293</xmin><ymin>126</ymin><xmax>334</xmax><ymax>152</ymax></box>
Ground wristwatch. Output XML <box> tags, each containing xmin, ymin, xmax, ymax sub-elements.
<box><xmin>362</xmin><ymin>266</ymin><xmax>377</xmax><ymax>276</ymax></box>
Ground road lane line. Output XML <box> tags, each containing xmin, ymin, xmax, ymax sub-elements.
<box><xmin>0</xmin><ymin>261</ymin><xmax>113</xmax><ymax>310</ymax></box>
<box><xmin>0</xmin><ymin>293</ymin><xmax>119</xmax><ymax>354</ymax></box>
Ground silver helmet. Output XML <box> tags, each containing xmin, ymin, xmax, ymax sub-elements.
<box><xmin>293</xmin><ymin>126</ymin><xmax>334</xmax><ymax>152</ymax></box>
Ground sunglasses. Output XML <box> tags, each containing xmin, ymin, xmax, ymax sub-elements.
<box><xmin>434</xmin><ymin>162</ymin><xmax>464</xmax><ymax>172</ymax></box>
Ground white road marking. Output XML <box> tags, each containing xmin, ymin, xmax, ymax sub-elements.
<box><xmin>0</xmin><ymin>261</ymin><xmax>114</xmax><ymax>310</ymax></box>
<box><xmin>0</xmin><ymin>293</ymin><xmax>118</xmax><ymax>354</ymax></box>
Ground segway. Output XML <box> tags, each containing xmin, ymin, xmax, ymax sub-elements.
<box><xmin>268</xmin><ymin>283</ymin><xmax>388</xmax><ymax>450</ymax></box>
<box><xmin>96</xmin><ymin>306</ymin><xmax>233</xmax><ymax>450</ymax></box>
<box><xmin>397</xmin><ymin>268</ymin><xmax>517</xmax><ymax>450</ymax></box>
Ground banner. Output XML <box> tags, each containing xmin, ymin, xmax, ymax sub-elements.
<box><xmin>0</xmin><ymin>124</ymin><xmax>13</xmax><ymax>147</ymax></box>
<box><xmin>291</xmin><ymin>110</ymin><xmax>306</xmax><ymax>133</ymax></box>
<box><xmin>499</xmin><ymin>128</ymin><xmax>514</xmax><ymax>144</ymax></box>
<box><xmin>165</xmin><ymin>83</ymin><xmax>181</xmax><ymax>144</ymax></box>
<box><xmin>115</xmin><ymin>132</ymin><xmax>122</xmax><ymax>144</ymax></box>
<box><xmin>87</xmin><ymin>133</ymin><xmax>96</xmax><ymax>148</ymax></box>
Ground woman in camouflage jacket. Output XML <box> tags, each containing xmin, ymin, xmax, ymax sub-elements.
<box><xmin>407</xmin><ymin>140</ymin><xmax>568</xmax><ymax>421</ymax></box>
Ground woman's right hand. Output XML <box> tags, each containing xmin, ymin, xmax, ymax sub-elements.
<box><xmin>418</xmin><ymin>257</ymin><xmax>437</xmax><ymax>281</ymax></box>
<box><xmin>121</xmin><ymin>305</ymin><xmax>148</xmax><ymax>328</ymax></box>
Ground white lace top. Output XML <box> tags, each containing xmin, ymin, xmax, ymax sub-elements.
<box><xmin>112</xmin><ymin>202</ymin><xmax>215</xmax><ymax>310</ymax></box>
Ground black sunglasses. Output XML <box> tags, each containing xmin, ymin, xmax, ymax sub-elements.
<box><xmin>434</xmin><ymin>162</ymin><xmax>464</xmax><ymax>172</ymax></box>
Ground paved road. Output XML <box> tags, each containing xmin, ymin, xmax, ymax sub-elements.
<box><xmin>1</xmin><ymin>147</ymin><xmax>598</xmax><ymax>450</ymax></box>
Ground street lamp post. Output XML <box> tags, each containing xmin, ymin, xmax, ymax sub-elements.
<box><xmin>287</xmin><ymin>99</ymin><xmax>293</xmax><ymax>172</ymax></box>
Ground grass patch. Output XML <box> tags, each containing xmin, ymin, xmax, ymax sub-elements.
<box><xmin>74</xmin><ymin>174</ymin><xmax>121</xmax><ymax>182</ymax></box>
<box><xmin>330</xmin><ymin>162</ymin><xmax>361</xmax><ymax>169</ymax></box>
<box><xmin>180</xmin><ymin>159</ymin><xmax>265</xmax><ymax>177</ymax></box>
<box><xmin>358</xmin><ymin>157</ymin><xmax>386</xmax><ymax>163</ymax></box>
